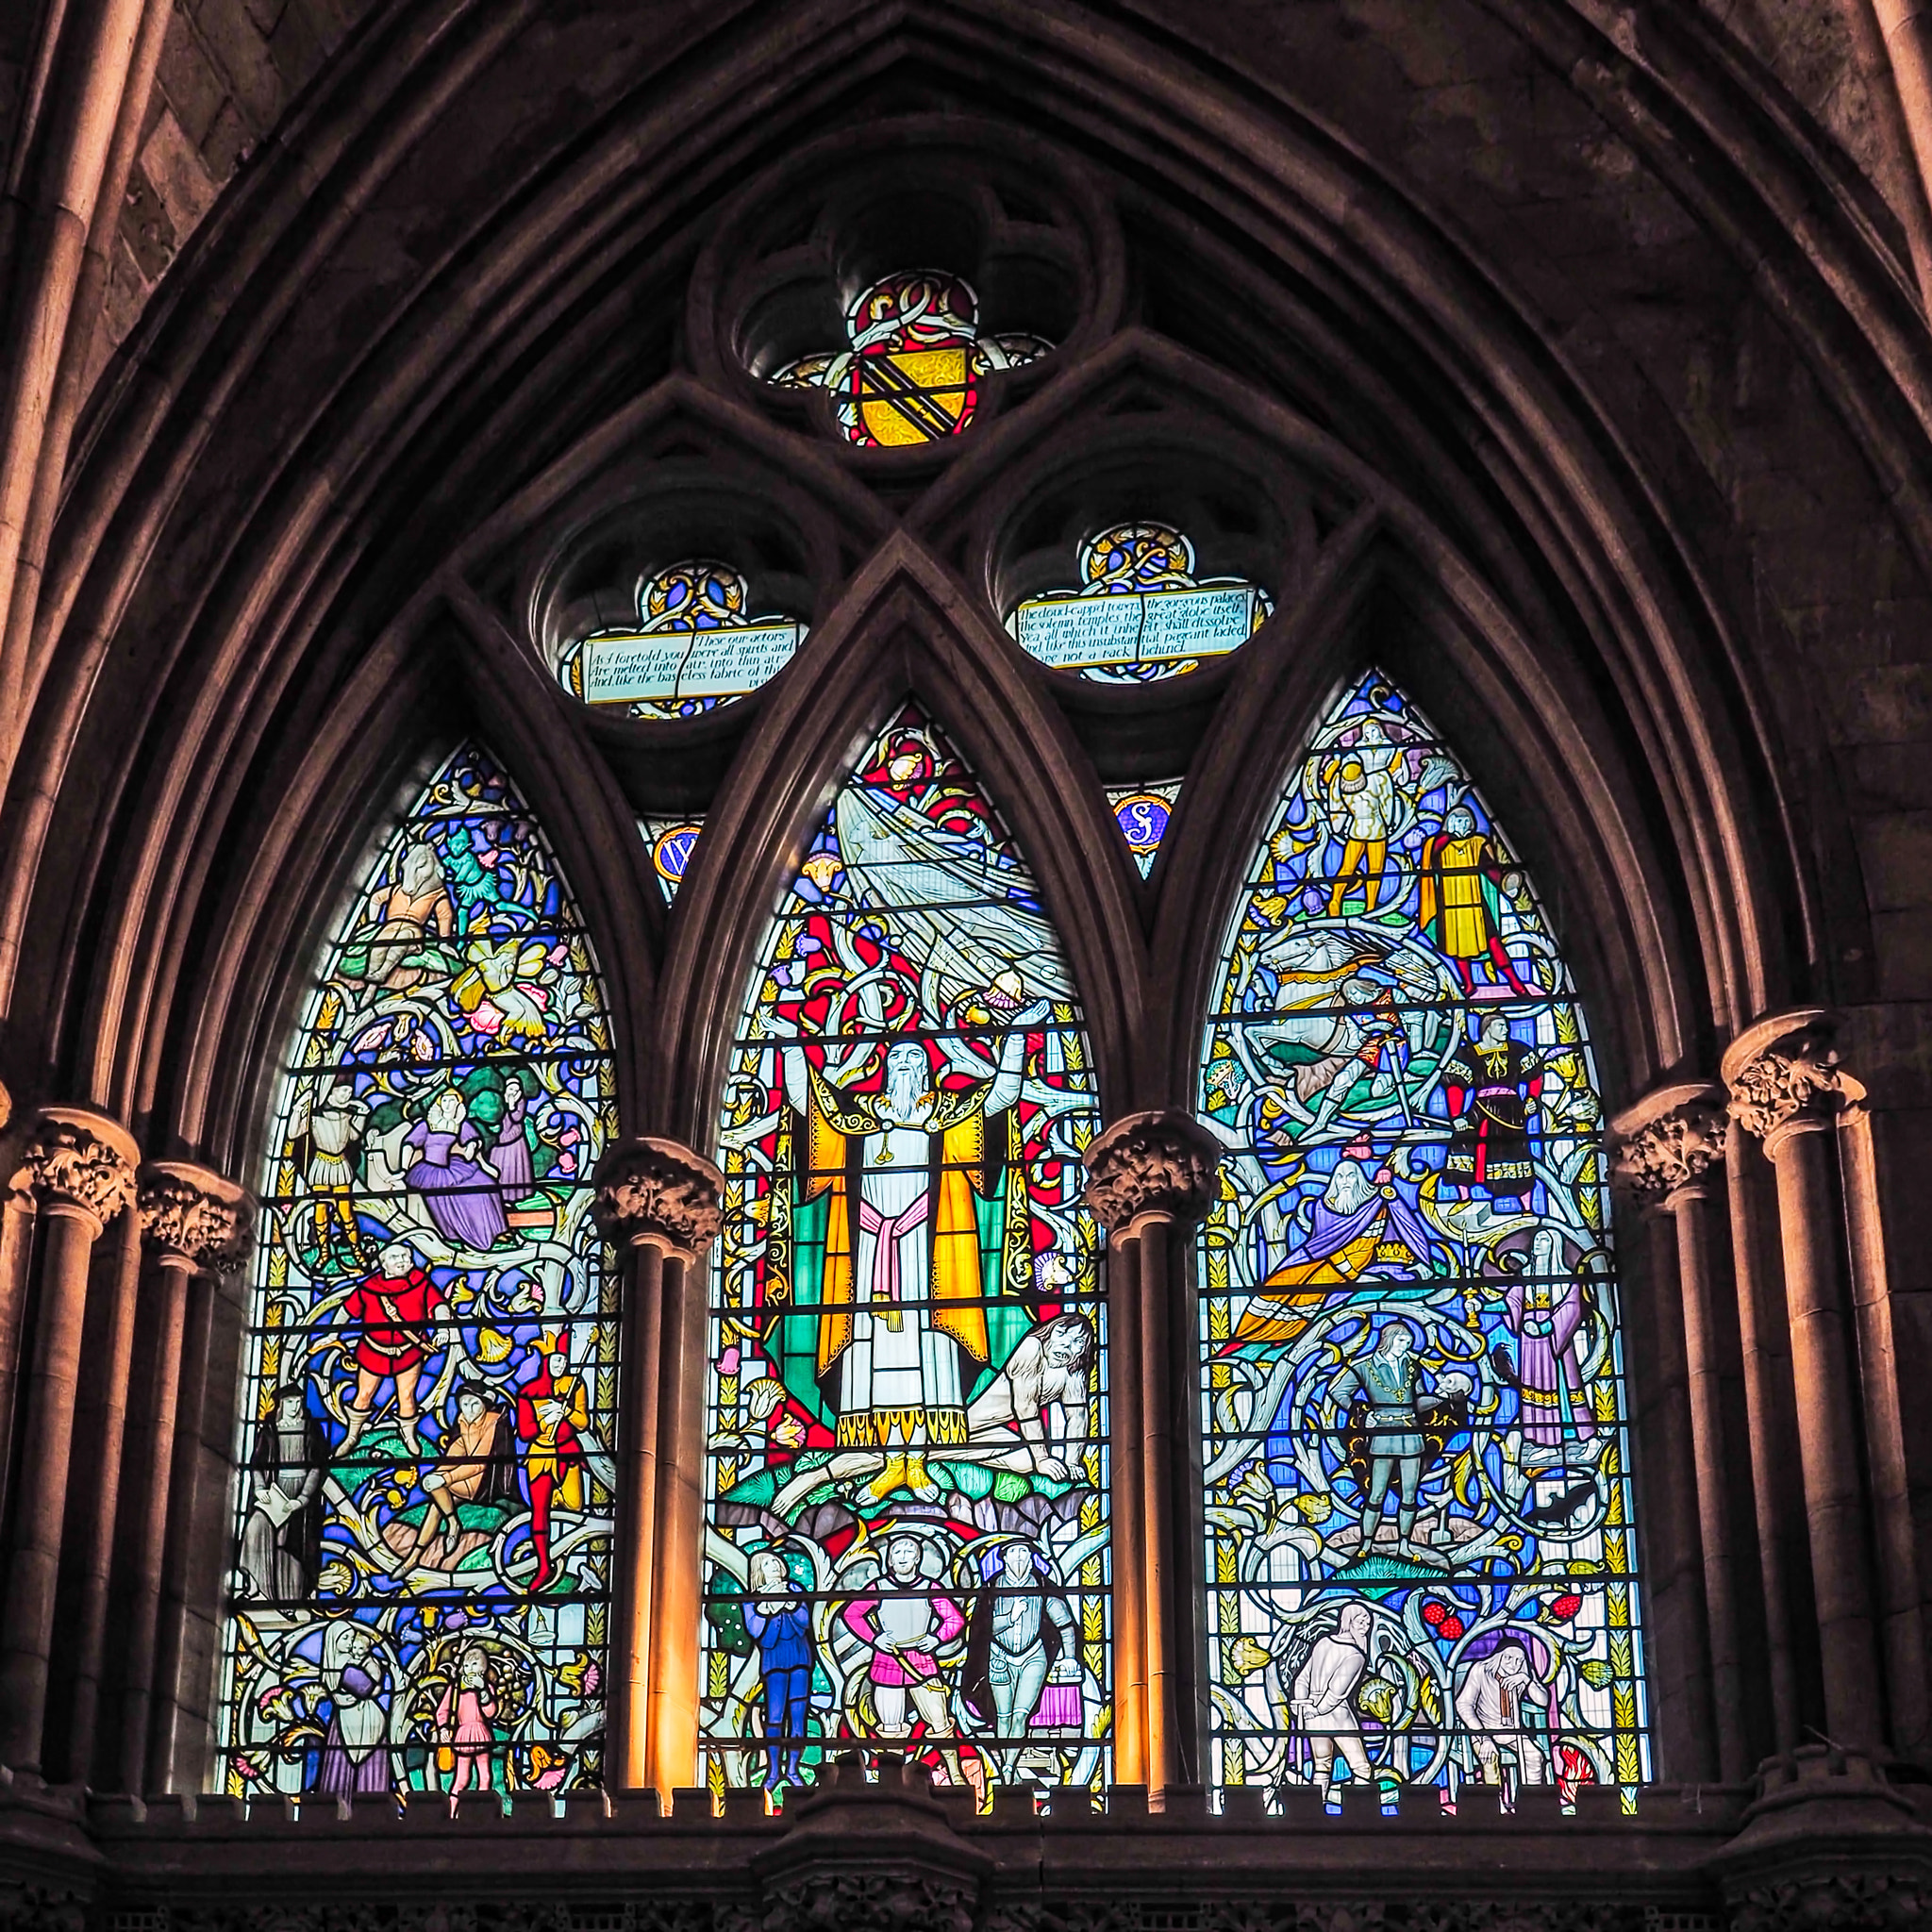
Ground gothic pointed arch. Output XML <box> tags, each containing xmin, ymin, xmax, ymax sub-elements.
<box><xmin>1195</xmin><ymin>669</ymin><xmax>1647</xmax><ymax>1804</ymax></box>
<box><xmin>652</xmin><ymin>537</ymin><xmax>1143</xmax><ymax>1147</ymax></box>
<box><xmin>215</xmin><ymin>742</ymin><xmax>618</xmax><ymax>1801</ymax></box>
<box><xmin>703</xmin><ymin>701</ymin><xmax>1108</xmax><ymax>1797</ymax></box>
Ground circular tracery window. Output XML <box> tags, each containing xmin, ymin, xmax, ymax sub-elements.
<box><xmin>769</xmin><ymin>270</ymin><xmax>1052</xmax><ymax>446</ymax></box>
<box><xmin>556</xmin><ymin>559</ymin><xmax>807</xmax><ymax>717</ymax></box>
<box><xmin>1007</xmin><ymin>522</ymin><xmax>1273</xmax><ymax>681</ymax></box>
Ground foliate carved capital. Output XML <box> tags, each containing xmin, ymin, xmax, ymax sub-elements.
<box><xmin>1081</xmin><ymin>1109</ymin><xmax>1224</xmax><ymax>1235</ymax></box>
<box><xmin>1614</xmin><ymin>1096</ymin><xmax>1729</xmax><ymax>1199</ymax></box>
<box><xmin>1724</xmin><ymin>1018</ymin><xmax>1854</xmax><ymax>1148</ymax></box>
<box><xmin>592</xmin><ymin>1137</ymin><xmax>724</xmax><ymax>1257</ymax></box>
<box><xmin>23</xmin><ymin>1107</ymin><xmax>138</xmax><ymax>1227</ymax></box>
<box><xmin>138</xmin><ymin>1162</ymin><xmax>252</xmax><ymax>1271</ymax></box>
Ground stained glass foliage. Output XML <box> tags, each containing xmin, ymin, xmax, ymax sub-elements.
<box><xmin>557</xmin><ymin>560</ymin><xmax>805</xmax><ymax>718</ymax></box>
<box><xmin>1105</xmin><ymin>781</ymin><xmax>1181</xmax><ymax>880</ymax></box>
<box><xmin>770</xmin><ymin>272</ymin><xmax>1050</xmax><ymax>447</ymax></box>
<box><xmin>217</xmin><ymin>746</ymin><xmax>617</xmax><ymax>1802</ymax></box>
<box><xmin>708</xmin><ymin>707</ymin><xmax>1108</xmax><ymax>1802</ymax></box>
<box><xmin>640</xmin><ymin>818</ymin><xmax>703</xmax><ymax>905</ymax></box>
<box><xmin>1197</xmin><ymin>673</ymin><xmax>1648</xmax><ymax>1810</ymax></box>
<box><xmin>1009</xmin><ymin>525</ymin><xmax>1272</xmax><ymax>683</ymax></box>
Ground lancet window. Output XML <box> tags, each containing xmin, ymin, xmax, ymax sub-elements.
<box><xmin>704</xmin><ymin>707</ymin><xmax>1108</xmax><ymax>1798</ymax></box>
<box><xmin>1197</xmin><ymin>673</ymin><xmax>1648</xmax><ymax>1805</ymax></box>
<box><xmin>215</xmin><ymin>746</ymin><xmax>617</xmax><ymax>1800</ymax></box>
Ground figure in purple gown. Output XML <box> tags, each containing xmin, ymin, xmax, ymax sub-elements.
<box><xmin>1500</xmin><ymin>1228</ymin><xmax>1593</xmax><ymax>1446</ymax></box>
<box><xmin>310</xmin><ymin>1622</ymin><xmax>391</xmax><ymax>1799</ymax></box>
<box><xmin>491</xmin><ymin>1074</ymin><xmax>536</xmax><ymax>1210</ymax></box>
<box><xmin>403</xmin><ymin>1087</ymin><xmax>508</xmax><ymax>1251</ymax></box>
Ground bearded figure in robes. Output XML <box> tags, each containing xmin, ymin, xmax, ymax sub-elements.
<box><xmin>1233</xmin><ymin>1142</ymin><xmax>1437</xmax><ymax>1349</ymax></box>
<box><xmin>782</xmin><ymin>1017</ymin><xmax>1044</xmax><ymax>1503</ymax></box>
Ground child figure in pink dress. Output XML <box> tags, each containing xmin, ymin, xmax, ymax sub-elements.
<box><xmin>437</xmin><ymin>1644</ymin><xmax>498</xmax><ymax>1794</ymax></box>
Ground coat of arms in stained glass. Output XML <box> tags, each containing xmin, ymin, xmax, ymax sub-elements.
<box><xmin>1009</xmin><ymin>524</ymin><xmax>1271</xmax><ymax>682</ymax></box>
<box><xmin>216</xmin><ymin>746</ymin><xmax>617</xmax><ymax>1801</ymax></box>
<box><xmin>557</xmin><ymin>560</ymin><xmax>805</xmax><ymax>717</ymax></box>
<box><xmin>706</xmin><ymin>707</ymin><xmax>1108</xmax><ymax>1801</ymax></box>
<box><xmin>770</xmin><ymin>272</ymin><xmax>1051</xmax><ymax>447</ymax></box>
<box><xmin>1197</xmin><ymin>673</ymin><xmax>1649</xmax><ymax>1808</ymax></box>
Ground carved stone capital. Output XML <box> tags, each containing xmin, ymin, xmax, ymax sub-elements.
<box><xmin>23</xmin><ymin>1106</ymin><xmax>138</xmax><ymax>1229</ymax></box>
<box><xmin>592</xmin><ymin>1136</ymin><xmax>724</xmax><ymax>1257</ymax></box>
<box><xmin>1613</xmin><ymin>1089</ymin><xmax>1729</xmax><ymax>1200</ymax></box>
<box><xmin>1081</xmin><ymin>1109</ymin><xmax>1223</xmax><ymax>1235</ymax></box>
<box><xmin>1723</xmin><ymin>1012</ymin><xmax>1857</xmax><ymax>1153</ymax></box>
<box><xmin>138</xmin><ymin>1162</ymin><xmax>252</xmax><ymax>1272</ymax></box>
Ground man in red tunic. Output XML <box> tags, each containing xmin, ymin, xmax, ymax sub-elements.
<box><xmin>339</xmin><ymin>1241</ymin><xmax>448</xmax><ymax>1457</ymax></box>
<box><xmin>516</xmin><ymin>1336</ymin><xmax>588</xmax><ymax>1592</ymax></box>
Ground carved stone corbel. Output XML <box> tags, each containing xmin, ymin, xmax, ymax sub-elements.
<box><xmin>22</xmin><ymin>1106</ymin><xmax>138</xmax><ymax>1231</ymax></box>
<box><xmin>591</xmin><ymin>1136</ymin><xmax>724</xmax><ymax>1257</ymax></box>
<box><xmin>1080</xmin><ymin>1109</ymin><xmax>1222</xmax><ymax>1234</ymax></box>
<box><xmin>1613</xmin><ymin>1087</ymin><xmax>1730</xmax><ymax>1202</ymax></box>
<box><xmin>137</xmin><ymin>1162</ymin><xmax>252</xmax><ymax>1272</ymax></box>
<box><xmin>1723</xmin><ymin>1012</ymin><xmax>1859</xmax><ymax>1158</ymax></box>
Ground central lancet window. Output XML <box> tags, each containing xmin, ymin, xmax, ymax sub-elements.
<box><xmin>217</xmin><ymin>746</ymin><xmax>617</xmax><ymax>1801</ymax></box>
<box><xmin>1197</xmin><ymin>672</ymin><xmax>1648</xmax><ymax>1807</ymax></box>
<box><xmin>705</xmin><ymin>707</ymin><xmax>1108</xmax><ymax>1798</ymax></box>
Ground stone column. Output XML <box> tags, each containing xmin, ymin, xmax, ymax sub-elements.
<box><xmin>115</xmin><ymin>1162</ymin><xmax>246</xmax><ymax>1793</ymax></box>
<box><xmin>59</xmin><ymin>1205</ymin><xmax>142</xmax><ymax>1784</ymax></box>
<box><xmin>1724</xmin><ymin>1014</ymin><xmax>1883</xmax><ymax>1756</ymax></box>
<box><xmin>0</xmin><ymin>1106</ymin><xmax>136</xmax><ymax>1769</ymax></box>
<box><xmin>591</xmin><ymin>1138</ymin><xmax>722</xmax><ymax>1802</ymax></box>
<box><xmin>1082</xmin><ymin>1110</ymin><xmax>1221</xmax><ymax>1801</ymax></box>
<box><xmin>1615</xmin><ymin>1084</ymin><xmax>1746</xmax><ymax>1781</ymax></box>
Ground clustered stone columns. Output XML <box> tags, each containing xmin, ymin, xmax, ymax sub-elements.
<box><xmin>593</xmin><ymin>1136</ymin><xmax>724</xmax><ymax>1802</ymax></box>
<box><xmin>1081</xmin><ymin>1109</ymin><xmax>1222</xmax><ymax>1799</ymax></box>
<box><xmin>0</xmin><ymin>1106</ymin><xmax>138</xmax><ymax>1770</ymax></box>
<box><xmin>1614</xmin><ymin>1084</ymin><xmax>1746</xmax><ymax>1782</ymax></box>
<box><xmin>1720</xmin><ymin>1012</ymin><xmax>1918</xmax><ymax>1767</ymax></box>
<box><xmin>119</xmin><ymin>1162</ymin><xmax>248</xmax><ymax>1793</ymax></box>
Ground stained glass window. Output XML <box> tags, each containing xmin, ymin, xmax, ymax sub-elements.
<box><xmin>1009</xmin><ymin>525</ymin><xmax>1271</xmax><ymax>682</ymax></box>
<box><xmin>640</xmin><ymin>818</ymin><xmax>703</xmax><ymax>904</ymax></box>
<box><xmin>770</xmin><ymin>272</ymin><xmax>1050</xmax><ymax>447</ymax></box>
<box><xmin>706</xmin><ymin>707</ymin><xmax>1108</xmax><ymax>1801</ymax></box>
<box><xmin>1105</xmin><ymin>781</ymin><xmax>1181</xmax><ymax>880</ymax></box>
<box><xmin>216</xmin><ymin>746</ymin><xmax>617</xmax><ymax>1801</ymax></box>
<box><xmin>557</xmin><ymin>560</ymin><xmax>804</xmax><ymax>717</ymax></box>
<box><xmin>1197</xmin><ymin>672</ymin><xmax>1648</xmax><ymax>1808</ymax></box>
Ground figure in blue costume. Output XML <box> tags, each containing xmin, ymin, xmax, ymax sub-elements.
<box><xmin>742</xmin><ymin>1550</ymin><xmax>814</xmax><ymax>1789</ymax></box>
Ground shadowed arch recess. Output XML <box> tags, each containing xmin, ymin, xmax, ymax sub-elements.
<box><xmin>702</xmin><ymin>705</ymin><xmax>1110</xmax><ymax>1798</ymax></box>
<box><xmin>1196</xmin><ymin>672</ymin><xmax>1647</xmax><ymax>1805</ymax></box>
<box><xmin>216</xmin><ymin>744</ymin><xmax>618</xmax><ymax>1802</ymax></box>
